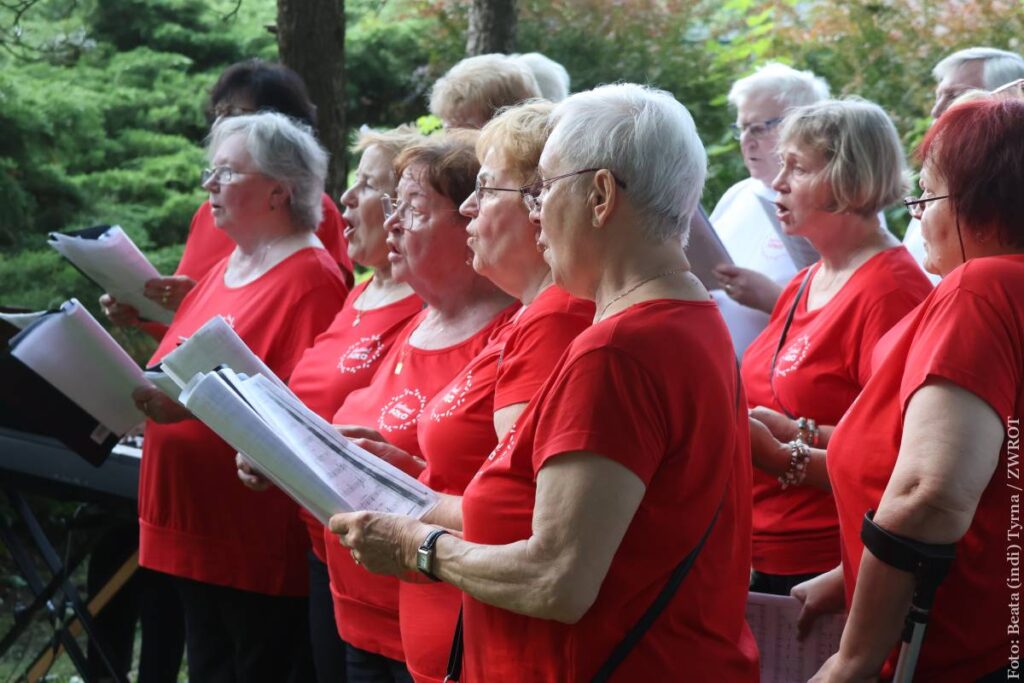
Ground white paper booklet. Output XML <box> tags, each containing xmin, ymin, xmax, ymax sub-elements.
<box><xmin>9</xmin><ymin>299</ymin><xmax>151</xmax><ymax>435</ymax></box>
<box><xmin>48</xmin><ymin>225</ymin><xmax>174</xmax><ymax>325</ymax></box>
<box><xmin>0</xmin><ymin>309</ymin><xmax>47</xmax><ymax>330</ymax></box>
<box><xmin>179</xmin><ymin>367</ymin><xmax>438</xmax><ymax>524</ymax></box>
<box><xmin>157</xmin><ymin>315</ymin><xmax>287</xmax><ymax>393</ymax></box>
<box><xmin>746</xmin><ymin>591</ymin><xmax>846</xmax><ymax>683</ymax></box>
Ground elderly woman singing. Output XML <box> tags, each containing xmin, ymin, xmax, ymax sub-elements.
<box><xmin>800</xmin><ymin>98</ymin><xmax>1024</xmax><ymax>682</ymax></box>
<box><xmin>131</xmin><ymin>112</ymin><xmax>348</xmax><ymax>681</ymax></box>
<box><xmin>329</xmin><ymin>84</ymin><xmax>758</xmax><ymax>681</ymax></box>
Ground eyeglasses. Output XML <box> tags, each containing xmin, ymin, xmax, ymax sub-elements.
<box><xmin>474</xmin><ymin>178</ymin><xmax>525</xmax><ymax>205</ymax></box>
<box><xmin>520</xmin><ymin>168</ymin><xmax>628</xmax><ymax>213</ymax></box>
<box><xmin>730</xmin><ymin>117</ymin><xmax>783</xmax><ymax>140</ymax></box>
<box><xmin>903</xmin><ymin>194</ymin><xmax>949</xmax><ymax>220</ymax></box>
<box><xmin>200</xmin><ymin>166</ymin><xmax>253</xmax><ymax>186</ymax></box>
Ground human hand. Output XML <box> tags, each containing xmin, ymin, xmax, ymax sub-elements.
<box><xmin>99</xmin><ymin>293</ymin><xmax>140</xmax><ymax>327</ymax></box>
<box><xmin>335</xmin><ymin>424</ymin><xmax>387</xmax><ymax>444</ymax></box>
<box><xmin>809</xmin><ymin>653</ymin><xmax>878</xmax><ymax>683</ymax></box>
<box><xmin>328</xmin><ymin>511</ymin><xmax>430</xmax><ymax>577</ymax></box>
<box><xmin>748</xmin><ymin>417</ymin><xmax>792</xmax><ymax>477</ymax></box>
<box><xmin>347</xmin><ymin>435</ymin><xmax>426</xmax><ymax>478</ymax></box>
<box><xmin>236</xmin><ymin>453</ymin><xmax>271</xmax><ymax>492</ymax></box>
<box><xmin>712</xmin><ymin>264</ymin><xmax>782</xmax><ymax>313</ymax></box>
<box><xmin>131</xmin><ymin>386</ymin><xmax>191</xmax><ymax>424</ymax></box>
<box><xmin>144</xmin><ymin>276</ymin><xmax>196</xmax><ymax>312</ymax></box>
<box><xmin>791</xmin><ymin>566</ymin><xmax>846</xmax><ymax>641</ymax></box>
<box><xmin>749</xmin><ymin>406</ymin><xmax>799</xmax><ymax>443</ymax></box>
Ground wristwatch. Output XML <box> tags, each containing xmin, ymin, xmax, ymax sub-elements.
<box><xmin>416</xmin><ymin>528</ymin><xmax>450</xmax><ymax>581</ymax></box>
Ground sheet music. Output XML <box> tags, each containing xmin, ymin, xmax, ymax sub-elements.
<box><xmin>10</xmin><ymin>299</ymin><xmax>150</xmax><ymax>435</ymax></box>
<box><xmin>179</xmin><ymin>368</ymin><xmax>437</xmax><ymax>524</ymax></box>
<box><xmin>755</xmin><ymin>196</ymin><xmax>820</xmax><ymax>271</ymax></box>
<box><xmin>0</xmin><ymin>310</ymin><xmax>47</xmax><ymax>330</ymax></box>
<box><xmin>144</xmin><ymin>370</ymin><xmax>182</xmax><ymax>402</ymax></box>
<box><xmin>685</xmin><ymin>206</ymin><xmax>733</xmax><ymax>291</ymax></box>
<box><xmin>48</xmin><ymin>226</ymin><xmax>173</xmax><ymax>325</ymax></box>
<box><xmin>159</xmin><ymin>315</ymin><xmax>286</xmax><ymax>392</ymax></box>
<box><xmin>745</xmin><ymin>591</ymin><xmax>845</xmax><ymax>683</ymax></box>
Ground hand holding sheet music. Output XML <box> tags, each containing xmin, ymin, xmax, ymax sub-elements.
<box><xmin>48</xmin><ymin>225</ymin><xmax>174</xmax><ymax>325</ymax></box>
<box><xmin>745</xmin><ymin>591</ymin><xmax>845</xmax><ymax>682</ymax></box>
<box><xmin>178</xmin><ymin>368</ymin><xmax>438</xmax><ymax>524</ymax></box>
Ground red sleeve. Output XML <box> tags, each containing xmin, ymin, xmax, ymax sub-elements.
<box><xmin>854</xmin><ymin>289</ymin><xmax>925</xmax><ymax>386</ymax></box>
<box><xmin>531</xmin><ymin>349</ymin><xmax>667</xmax><ymax>485</ymax></box>
<box><xmin>268</xmin><ymin>284</ymin><xmax>348</xmax><ymax>382</ymax></box>
<box><xmin>899</xmin><ymin>288</ymin><xmax>1021</xmax><ymax>421</ymax></box>
<box><xmin>493</xmin><ymin>312</ymin><xmax>589</xmax><ymax>409</ymax></box>
<box><xmin>315</xmin><ymin>196</ymin><xmax>354</xmax><ymax>285</ymax></box>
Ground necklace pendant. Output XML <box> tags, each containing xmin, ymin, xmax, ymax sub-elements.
<box><xmin>394</xmin><ymin>360</ymin><xmax>403</xmax><ymax>375</ymax></box>
<box><xmin>352</xmin><ymin>314</ymin><xmax>361</xmax><ymax>327</ymax></box>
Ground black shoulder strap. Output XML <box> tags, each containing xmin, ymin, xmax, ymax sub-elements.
<box><xmin>444</xmin><ymin>607</ymin><xmax>464</xmax><ymax>682</ymax></box>
<box><xmin>768</xmin><ymin>267</ymin><xmax>813</xmax><ymax>419</ymax></box>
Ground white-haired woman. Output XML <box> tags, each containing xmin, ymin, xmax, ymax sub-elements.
<box><xmin>710</xmin><ymin>62</ymin><xmax>829</xmax><ymax>355</ymax></box>
<box><xmin>330</xmin><ymin>84</ymin><xmax>759</xmax><ymax>681</ymax></box>
<box><xmin>131</xmin><ymin>112</ymin><xmax>349</xmax><ymax>681</ymax></box>
<box><xmin>742</xmin><ymin>100</ymin><xmax>933</xmax><ymax>597</ymax></box>
<box><xmin>428</xmin><ymin>53</ymin><xmax>541</xmax><ymax>129</ymax></box>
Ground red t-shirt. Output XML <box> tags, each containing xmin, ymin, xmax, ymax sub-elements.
<box><xmin>461</xmin><ymin>300</ymin><xmax>759</xmax><ymax>682</ymax></box>
<box><xmin>324</xmin><ymin>304</ymin><xmax>517</xmax><ymax>661</ymax></box>
<box><xmin>401</xmin><ymin>287</ymin><xmax>593</xmax><ymax>683</ymax></box>
<box><xmin>829</xmin><ymin>254</ymin><xmax>1024</xmax><ymax>682</ymax></box>
<box><xmin>138</xmin><ymin>247</ymin><xmax>347</xmax><ymax>595</ymax></box>
<box><xmin>741</xmin><ymin>247</ymin><xmax>931</xmax><ymax>575</ymax></box>
<box><xmin>290</xmin><ymin>279</ymin><xmax>423</xmax><ymax>562</ymax></box>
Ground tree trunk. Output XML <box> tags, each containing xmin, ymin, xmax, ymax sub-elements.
<box><xmin>466</xmin><ymin>0</ymin><xmax>517</xmax><ymax>56</ymax></box>
<box><xmin>276</xmin><ymin>0</ymin><xmax>347</xmax><ymax>201</ymax></box>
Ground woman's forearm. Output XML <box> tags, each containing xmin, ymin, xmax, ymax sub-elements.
<box><xmin>421</xmin><ymin>493</ymin><xmax>464</xmax><ymax>530</ymax></box>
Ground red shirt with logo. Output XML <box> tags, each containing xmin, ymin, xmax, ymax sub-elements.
<box><xmin>140</xmin><ymin>196</ymin><xmax>353</xmax><ymax>339</ymax></box>
<box><xmin>741</xmin><ymin>247</ymin><xmax>931</xmax><ymax>575</ymax></box>
<box><xmin>461</xmin><ymin>299</ymin><xmax>759</xmax><ymax>682</ymax></box>
<box><xmin>289</xmin><ymin>279</ymin><xmax>423</xmax><ymax>561</ymax></box>
<box><xmin>324</xmin><ymin>304</ymin><xmax>516</xmax><ymax>661</ymax></box>
<box><xmin>401</xmin><ymin>287</ymin><xmax>593</xmax><ymax>683</ymax></box>
<box><xmin>829</xmin><ymin>255</ymin><xmax>1024</xmax><ymax>682</ymax></box>
<box><xmin>138</xmin><ymin>247</ymin><xmax>347</xmax><ymax>595</ymax></box>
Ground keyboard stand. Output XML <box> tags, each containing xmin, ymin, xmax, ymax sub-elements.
<box><xmin>0</xmin><ymin>488</ymin><xmax>129</xmax><ymax>683</ymax></box>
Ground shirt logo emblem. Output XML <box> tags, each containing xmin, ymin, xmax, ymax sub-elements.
<box><xmin>430</xmin><ymin>371</ymin><xmax>473</xmax><ymax>421</ymax></box>
<box><xmin>338</xmin><ymin>335</ymin><xmax>384</xmax><ymax>374</ymax></box>
<box><xmin>775</xmin><ymin>334</ymin><xmax>810</xmax><ymax>377</ymax></box>
<box><xmin>378</xmin><ymin>388</ymin><xmax>427</xmax><ymax>433</ymax></box>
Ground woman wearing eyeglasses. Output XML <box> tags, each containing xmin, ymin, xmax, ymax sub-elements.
<box><xmin>323</xmin><ymin>130</ymin><xmax>518</xmax><ymax>682</ymax></box>
<box><xmin>130</xmin><ymin>112</ymin><xmax>349</xmax><ymax>682</ymax></box>
<box><xmin>329</xmin><ymin>84</ymin><xmax>759</xmax><ymax>681</ymax></box>
<box><xmin>799</xmin><ymin>98</ymin><xmax>1024</xmax><ymax>682</ymax></box>
<box><xmin>235</xmin><ymin>125</ymin><xmax>425</xmax><ymax>683</ymax></box>
<box><xmin>739</xmin><ymin>99</ymin><xmax>933</xmax><ymax>598</ymax></box>
<box><xmin>99</xmin><ymin>59</ymin><xmax>353</xmax><ymax>334</ymax></box>
<box><xmin>709</xmin><ymin>63</ymin><xmax>829</xmax><ymax>356</ymax></box>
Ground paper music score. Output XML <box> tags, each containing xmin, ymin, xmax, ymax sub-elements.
<box><xmin>746</xmin><ymin>591</ymin><xmax>845</xmax><ymax>683</ymax></box>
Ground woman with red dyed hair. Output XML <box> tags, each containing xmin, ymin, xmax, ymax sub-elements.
<box><xmin>806</xmin><ymin>98</ymin><xmax>1024</xmax><ymax>681</ymax></box>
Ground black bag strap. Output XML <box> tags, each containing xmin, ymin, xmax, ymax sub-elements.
<box><xmin>444</xmin><ymin>607</ymin><xmax>464</xmax><ymax>682</ymax></box>
<box><xmin>768</xmin><ymin>267</ymin><xmax>814</xmax><ymax>419</ymax></box>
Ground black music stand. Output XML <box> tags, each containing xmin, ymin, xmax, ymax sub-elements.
<box><xmin>0</xmin><ymin>489</ymin><xmax>128</xmax><ymax>683</ymax></box>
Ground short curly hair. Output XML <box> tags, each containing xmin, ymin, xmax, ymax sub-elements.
<box><xmin>476</xmin><ymin>101</ymin><xmax>554</xmax><ymax>185</ymax></box>
<box><xmin>429</xmin><ymin>54</ymin><xmax>541</xmax><ymax>128</ymax></box>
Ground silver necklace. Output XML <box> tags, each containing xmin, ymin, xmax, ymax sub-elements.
<box><xmin>596</xmin><ymin>268</ymin><xmax>689</xmax><ymax>321</ymax></box>
<box><xmin>352</xmin><ymin>280</ymin><xmax>393</xmax><ymax>326</ymax></box>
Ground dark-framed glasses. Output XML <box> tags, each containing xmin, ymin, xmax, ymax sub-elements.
<box><xmin>520</xmin><ymin>168</ymin><xmax>628</xmax><ymax>213</ymax></box>
<box><xmin>200</xmin><ymin>166</ymin><xmax>253</xmax><ymax>187</ymax></box>
<box><xmin>730</xmin><ymin>117</ymin><xmax>783</xmax><ymax>140</ymax></box>
<box><xmin>903</xmin><ymin>194</ymin><xmax>949</xmax><ymax>220</ymax></box>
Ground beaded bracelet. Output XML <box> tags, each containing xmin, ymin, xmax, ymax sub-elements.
<box><xmin>796</xmin><ymin>416</ymin><xmax>820</xmax><ymax>447</ymax></box>
<box><xmin>778</xmin><ymin>440</ymin><xmax>811</xmax><ymax>489</ymax></box>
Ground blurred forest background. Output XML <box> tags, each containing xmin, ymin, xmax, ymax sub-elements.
<box><xmin>0</xmin><ymin>0</ymin><xmax>1021</xmax><ymax>355</ymax></box>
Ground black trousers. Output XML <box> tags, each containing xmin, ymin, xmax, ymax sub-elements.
<box><xmin>174</xmin><ymin>576</ymin><xmax>309</xmax><ymax>683</ymax></box>
<box><xmin>85</xmin><ymin>523</ymin><xmax>185</xmax><ymax>683</ymax></box>
<box><xmin>345</xmin><ymin>644</ymin><xmax>413</xmax><ymax>683</ymax></box>
<box><xmin>749</xmin><ymin>569</ymin><xmax>821</xmax><ymax>597</ymax></box>
<box><xmin>309</xmin><ymin>551</ymin><xmax>348</xmax><ymax>683</ymax></box>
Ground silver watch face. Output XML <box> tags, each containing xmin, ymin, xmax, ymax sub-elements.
<box><xmin>416</xmin><ymin>547</ymin><xmax>431</xmax><ymax>573</ymax></box>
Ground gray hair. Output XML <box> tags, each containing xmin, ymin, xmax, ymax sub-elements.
<box><xmin>933</xmin><ymin>47</ymin><xmax>1024</xmax><ymax>90</ymax></box>
<box><xmin>208</xmin><ymin>112</ymin><xmax>328</xmax><ymax>231</ymax></box>
<box><xmin>728</xmin><ymin>62</ymin><xmax>830</xmax><ymax>111</ymax></box>
<box><xmin>546</xmin><ymin>83</ymin><xmax>707</xmax><ymax>242</ymax></box>
<box><xmin>778</xmin><ymin>98</ymin><xmax>907</xmax><ymax>215</ymax></box>
<box><xmin>429</xmin><ymin>54</ymin><xmax>541</xmax><ymax>126</ymax></box>
<box><xmin>511</xmin><ymin>52</ymin><xmax>570</xmax><ymax>102</ymax></box>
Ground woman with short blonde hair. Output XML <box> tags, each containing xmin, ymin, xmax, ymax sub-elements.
<box><xmin>429</xmin><ymin>54</ymin><xmax>541</xmax><ymax>129</ymax></box>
